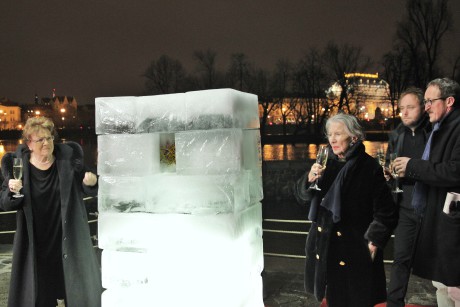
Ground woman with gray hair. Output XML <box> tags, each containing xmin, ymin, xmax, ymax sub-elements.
<box><xmin>294</xmin><ymin>113</ymin><xmax>397</xmax><ymax>306</ymax></box>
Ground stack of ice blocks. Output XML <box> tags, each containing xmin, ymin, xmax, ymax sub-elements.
<box><xmin>96</xmin><ymin>89</ymin><xmax>264</xmax><ymax>307</ymax></box>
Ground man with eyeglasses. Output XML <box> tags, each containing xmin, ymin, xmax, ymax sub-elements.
<box><xmin>393</xmin><ymin>78</ymin><xmax>460</xmax><ymax>307</ymax></box>
<box><xmin>385</xmin><ymin>87</ymin><xmax>431</xmax><ymax>307</ymax></box>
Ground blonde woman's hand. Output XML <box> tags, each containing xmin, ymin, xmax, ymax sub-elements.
<box><xmin>8</xmin><ymin>179</ymin><xmax>22</xmax><ymax>194</ymax></box>
<box><xmin>83</xmin><ymin>172</ymin><xmax>98</xmax><ymax>186</ymax></box>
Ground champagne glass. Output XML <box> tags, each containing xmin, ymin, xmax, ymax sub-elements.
<box><xmin>12</xmin><ymin>158</ymin><xmax>24</xmax><ymax>198</ymax></box>
<box><xmin>390</xmin><ymin>153</ymin><xmax>403</xmax><ymax>193</ymax></box>
<box><xmin>309</xmin><ymin>145</ymin><xmax>329</xmax><ymax>191</ymax></box>
<box><xmin>376</xmin><ymin>148</ymin><xmax>386</xmax><ymax>167</ymax></box>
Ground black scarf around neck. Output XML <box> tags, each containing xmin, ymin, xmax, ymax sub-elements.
<box><xmin>308</xmin><ymin>141</ymin><xmax>365</xmax><ymax>223</ymax></box>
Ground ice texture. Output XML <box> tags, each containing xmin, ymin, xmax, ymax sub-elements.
<box><xmin>136</xmin><ymin>93</ymin><xmax>186</xmax><ymax>133</ymax></box>
<box><xmin>96</xmin><ymin>89</ymin><xmax>264</xmax><ymax>307</ymax></box>
<box><xmin>185</xmin><ymin>88</ymin><xmax>260</xmax><ymax>130</ymax></box>
<box><xmin>242</xmin><ymin>129</ymin><xmax>264</xmax><ymax>202</ymax></box>
<box><xmin>98</xmin><ymin>202</ymin><xmax>262</xmax><ymax>250</ymax></box>
<box><xmin>175</xmin><ymin>129</ymin><xmax>242</xmax><ymax>175</ymax></box>
<box><xmin>98</xmin><ymin>176</ymin><xmax>146</xmax><ymax>213</ymax></box>
<box><xmin>95</xmin><ymin>96</ymin><xmax>137</xmax><ymax>134</ymax></box>
<box><xmin>97</xmin><ymin>134</ymin><xmax>160</xmax><ymax>176</ymax></box>
<box><xmin>144</xmin><ymin>172</ymin><xmax>249</xmax><ymax>214</ymax></box>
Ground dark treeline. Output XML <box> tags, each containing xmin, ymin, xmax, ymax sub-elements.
<box><xmin>142</xmin><ymin>0</ymin><xmax>459</xmax><ymax>138</ymax></box>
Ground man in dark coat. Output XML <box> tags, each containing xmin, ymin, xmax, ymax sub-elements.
<box><xmin>0</xmin><ymin>141</ymin><xmax>102</xmax><ymax>307</ymax></box>
<box><xmin>386</xmin><ymin>87</ymin><xmax>432</xmax><ymax>307</ymax></box>
<box><xmin>394</xmin><ymin>77</ymin><xmax>460</xmax><ymax>306</ymax></box>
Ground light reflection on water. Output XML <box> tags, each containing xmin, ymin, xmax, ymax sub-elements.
<box><xmin>262</xmin><ymin>141</ymin><xmax>388</xmax><ymax>161</ymax></box>
<box><xmin>1</xmin><ymin>138</ymin><xmax>388</xmax><ymax>164</ymax></box>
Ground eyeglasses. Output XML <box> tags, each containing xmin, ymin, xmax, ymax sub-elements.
<box><xmin>29</xmin><ymin>136</ymin><xmax>54</xmax><ymax>144</ymax></box>
<box><xmin>423</xmin><ymin>97</ymin><xmax>446</xmax><ymax>107</ymax></box>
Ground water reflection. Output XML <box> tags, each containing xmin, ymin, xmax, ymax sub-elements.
<box><xmin>1</xmin><ymin>137</ymin><xmax>387</xmax><ymax>166</ymax></box>
<box><xmin>262</xmin><ymin>141</ymin><xmax>388</xmax><ymax>161</ymax></box>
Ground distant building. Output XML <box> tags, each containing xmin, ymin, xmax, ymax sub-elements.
<box><xmin>327</xmin><ymin>72</ymin><xmax>392</xmax><ymax>120</ymax></box>
<box><xmin>0</xmin><ymin>98</ymin><xmax>22</xmax><ymax>130</ymax></box>
<box><xmin>259</xmin><ymin>72</ymin><xmax>393</xmax><ymax>125</ymax></box>
<box><xmin>24</xmin><ymin>94</ymin><xmax>78</xmax><ymax>128</ymax></box>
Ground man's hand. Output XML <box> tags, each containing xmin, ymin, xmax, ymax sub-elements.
<box><xmin>393</xmin><ymin>157</ymin><xmax>411</xmax><ymax>178</ymax></box>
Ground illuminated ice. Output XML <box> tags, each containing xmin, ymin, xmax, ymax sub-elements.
<box><xmin>185</xmin><ymin>88</ymin><xmax>260</xmax><ymax>130</ymax></box>
<box><xmin>98</xmin><ymin>203</ymin><xmax>262</xmax><ymax>250</ymax></box>
<box><xmin>101</xmin><ymin>232</ymin><xmax>263</xmax><ymax>290</ymax></box>
<box><xmin>136</xmin><ymin>93</ymin><xmax>186</xmax><ymax>133</ymax></box>
<box><xmin>144</xmin><ymin>172</ymin><xmax>249</xmax><ymax>214</ymax></box>
<box><xmin>95</xmin><ymin>96</ymin><xmax>137</xmax><ymax>134</ymax></box>
<box><xmin>175</xmin><ymin>129</ymin><xmax>242</xmax><ymax>175</ymax></box>
<box><xmin>98</xmin><ymin>176</ymin><xmax>146</xmax><ymax>213</ymax></box>
<box><xmin>96</xmin><ymin>89</ymin><xmax>265</xmax><ymax>307</ymax></box>
<box><xmin>242</xmin><ymin>129</ymin><xmax>264</xmax><ymax>202</ymax></box>
<box><xmin>97</xmin><ymin>134</ymin><xmax>160</xmax><ymax>176</ymax></box>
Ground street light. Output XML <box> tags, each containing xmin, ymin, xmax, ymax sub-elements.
<box><xmin>60</xmin><ymin>108</ymin><xmax>66</xmax><ymax>129</ymax></box>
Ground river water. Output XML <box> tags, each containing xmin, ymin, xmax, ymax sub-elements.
<box><xmin>0</xmin><ymin>137</ymin><xmax>388</xmax><ymax>166</ymax></box>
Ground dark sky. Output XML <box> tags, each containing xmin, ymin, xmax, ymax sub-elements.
<box><xmin>1</xmin><ymin>0</ymin><xmax>459</xmax><ymax>105</ymax></box>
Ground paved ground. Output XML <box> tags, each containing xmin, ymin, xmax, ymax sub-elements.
<box><xmin>0</xmin><ymin>244</ymin><xmax>437</xmax><ymax>307</ymax></box>
<box><xmin>262</xmin><ymin>256</ymin><xmax>437</xmax><ymax>307</ymax></box>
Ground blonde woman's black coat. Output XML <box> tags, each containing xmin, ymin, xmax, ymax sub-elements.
<box><xmin>0</xmin><ymin>142</ymin><xmax>102</xmax><ymax>307</ymax></box>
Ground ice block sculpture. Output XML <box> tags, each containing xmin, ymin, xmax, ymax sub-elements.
<box><xmin>96</xmin><ymin>88</ymin><xmax>264</xmax><ymax>307</ymax></box>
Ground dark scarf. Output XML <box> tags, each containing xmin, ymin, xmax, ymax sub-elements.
<box><xmin>308</xmin><ymin>141</ymin><xmax>365</xmax><ymax>223</ymax></box>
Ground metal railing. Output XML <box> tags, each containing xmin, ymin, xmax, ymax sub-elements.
<box><xmin>263</xmin><ymin>218</ymin><xmax>394</xmax><ymax>264</ymax></box>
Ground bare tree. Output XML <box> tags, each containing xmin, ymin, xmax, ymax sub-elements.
<box><xmin>397</xmin><ymin>0</ymin><xmax>453</xmax><ymax>83</ymax></box>
<box><xmin>381</xmin><ymin>46</ymin><xmax>413</xmax><ymax>124</ymax></box>
<box><xmin>143</xmin><ymin>55</ymin><xmax>187</xmax><ymax>94</ymax></box>
<box><xmin>226</xmin><ymin>53</ymin><xmax>253</xmax><ymax>91</ymax></box>
<box><xmin>322</xmin><ymin>42</ymin><xmax>371</xmax><ymax>113</ymax></box>
<box><xmin>193</xmin><ymin>49</ymin><xmax>220</xmax><ymax>89</ymax></box>
<box><xmin>250</xmin><ymin>68</ymin><xmax>275</xmax><ymax>139</ymax></box>
<box><xmin>270</xmin><ymin>59</ymin><xmax>295</xmax><ymax>139</ymax></box>
<box><xmin>293</xmin><ymin>48</ymin><xmax>329</xmax><ymax>134</ymax></box>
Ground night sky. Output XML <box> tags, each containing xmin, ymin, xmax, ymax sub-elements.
<box><xmin>1</xmin><ymin>0</ymin><xmax>459</xmax><ymax>105</ymax></box>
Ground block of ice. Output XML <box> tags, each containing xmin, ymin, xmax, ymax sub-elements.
<box><xmin>95</xmin><ymin>96</ymin><xmax>137</xmax><ymax>134</ymax></box>
<box><xmin>98</xmin><ymin>202</ymin><xmax>262</xmax><ymax>250</ymax></box>
<box><xmin>185</xmin><ymin>88</ymin><xmax>260</xmax><ymax>130</ymax></box>
<box><xmin>136</xmin><ymin>93</ymin><xmax>187</xmax><ymax>133</ymax></box>
<box><xmin>101</xmin><ymin>232</ymin><xmax>263</xmax><ymax>291</ymax></box>
<box><xmin>142</xmin><ymin>172</ymin><xmax>249</xmax><ymax>214</ymax></box>
<box><xmin>158</xmin><ymin>133</ymin><xmax>176</xmax><ymax>172</ymax></box>
<box><xmin>242</xmin><ymin>129</ymin><xmax>264</xmax><ymax>202</ymax></box>
<box><xmin>97</xmin><ymin>134</ymin><xmax>160</xmax><ymax>176</ymax></box>
<box><xmin>98</xmin><ymin>176</ymin><xmax>146</xmax><ymax>213</ymax></box>
<box><xmin>175</xmin><ymin>129</ymin><xmax>242</xmax><ymax>175</ymax></box>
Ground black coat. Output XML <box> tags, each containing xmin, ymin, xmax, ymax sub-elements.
<box><xmin>386</xmin><ymin>116</ymin><xmax>432</xmax><ymax>208</ymax></box>
<box><xmin>405</xmin><ymin>108</ymin><xmax>460</xmax><ymax>286</ymax></box>
<box><xmin>0</xmin><ymin>142</ymin><xmax>102</xmax><ymax>307</ymax></box>
<box><xmin>295</xmin><ymin>143</ymin><xmax>398</xmax><ymax>305</ymax></box>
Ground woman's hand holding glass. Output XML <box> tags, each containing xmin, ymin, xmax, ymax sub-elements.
<box><xmin>309</xmin><ymin>145</ymin><xmax>328</xmax><ymax>190</ymax></box>
<box><xmin>10</xmin><ymin>158</ymin><xmax>24</xmax><ymax>198</ymax></box>
<box><xmin>308</xmin><ymin>162</ymin><xmax>326</xmax><ymax>182</ymax></box>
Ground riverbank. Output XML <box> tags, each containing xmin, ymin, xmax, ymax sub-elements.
<box><xmin>0</xmin><ymin>129</ymin><xmax>389</xmax><ymax>143</ymax></box>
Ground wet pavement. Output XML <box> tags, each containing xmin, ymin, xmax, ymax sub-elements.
<box><xmin>0</xmin><ymin>244</ymin><xmax>437</xmax><ymax>307</ymax></box>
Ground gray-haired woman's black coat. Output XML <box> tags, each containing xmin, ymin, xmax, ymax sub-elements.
<box><xmin>0</xmin><ymin>142</ymin><xmax>102</xmax><ymax>307</ymax></box>
<box><xmin>295</xmin><ymin>144</ymin><xmax>397</xmax><ymax>306</ymax></box>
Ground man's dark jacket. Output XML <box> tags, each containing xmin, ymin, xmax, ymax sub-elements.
<box><xmin>405</xmin><ymin>107</ymin><xmax>460</xmax><ymax>285</ymax></box>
